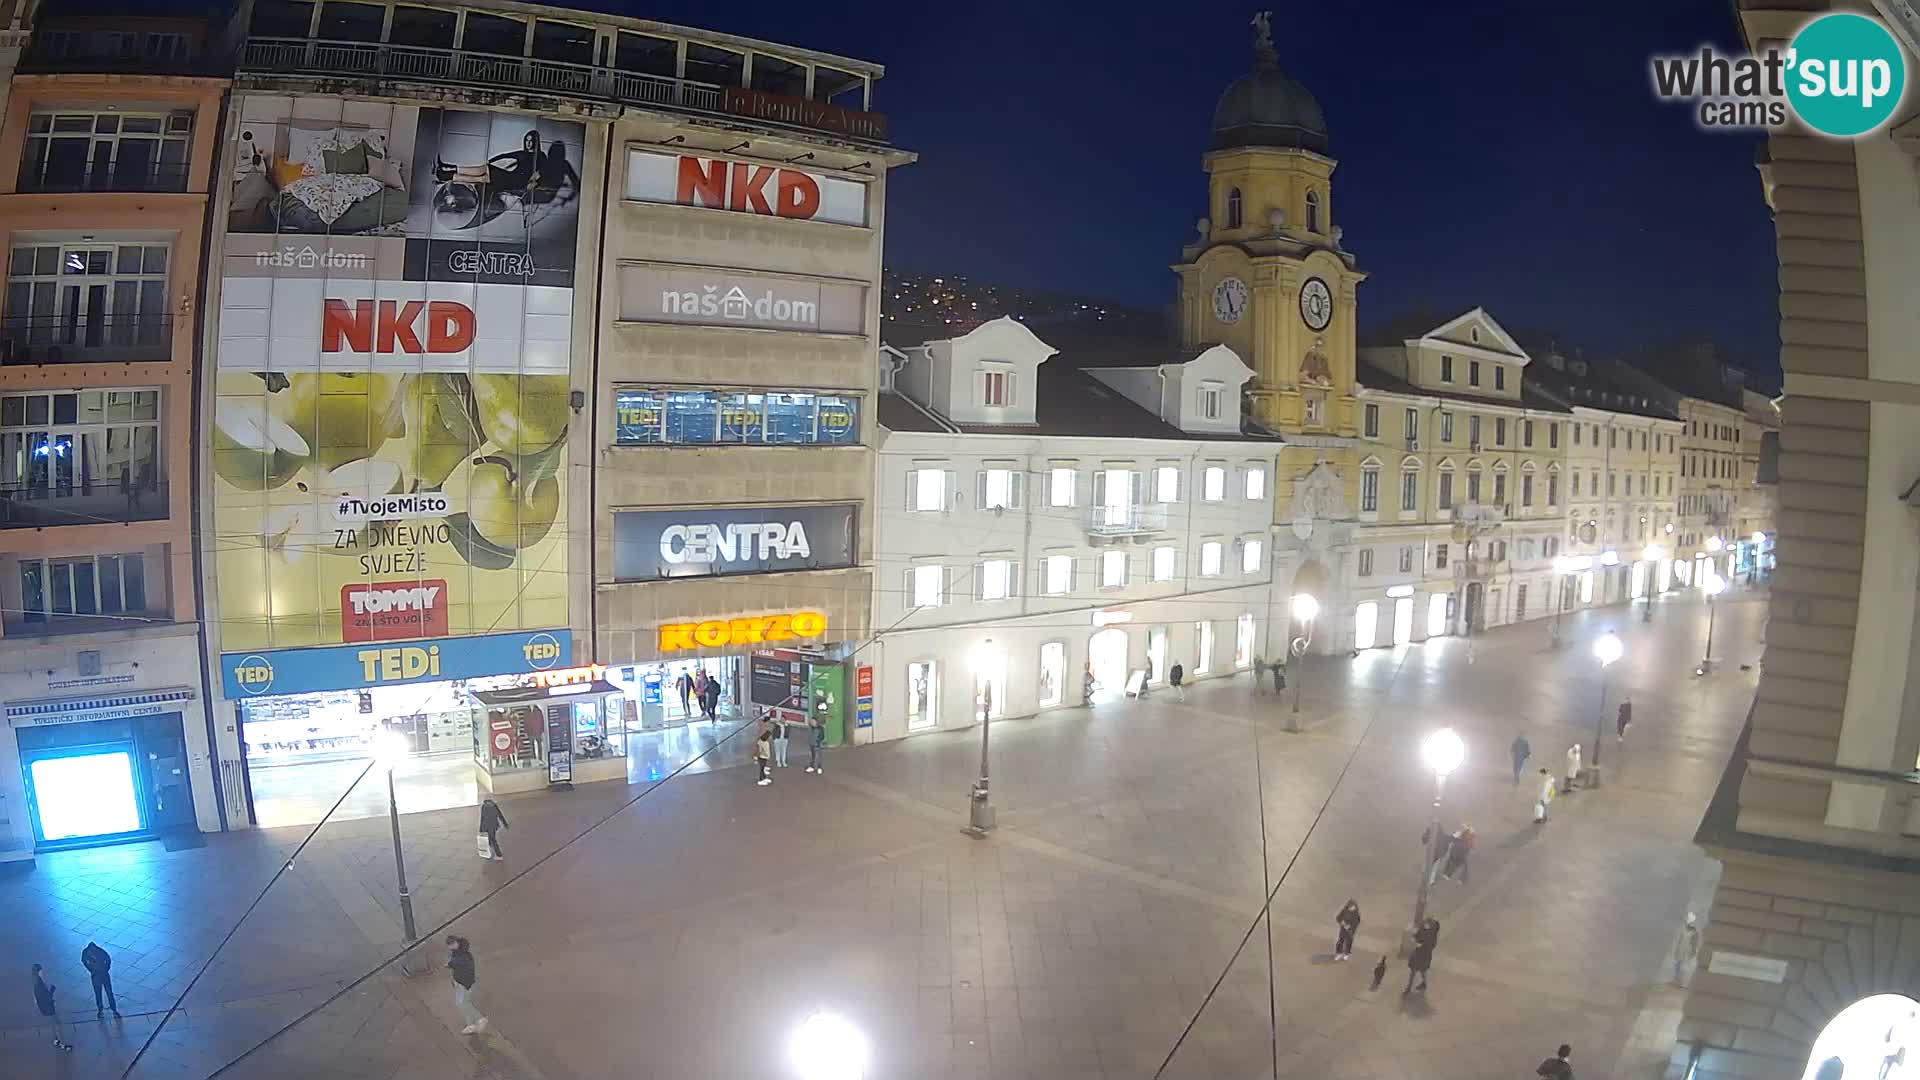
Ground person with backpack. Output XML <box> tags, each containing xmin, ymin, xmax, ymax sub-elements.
<box><xmin>701</xmin><ymin>676</ymin><xmax>722</xmax><ymax>722</ymax></box>
<box><xmin>32</xmin><ymin>963</ymin><xmax>71</xmax><ymax>1051</ymax></box>
<box><xmin>1169</xmin><ymin>662</ymin><xmax>1187</xmax><ymax>701</ymax></box>
<box><xmin>81</xmin><ymin>941</ymin><xmax>118</xmax><ymax>1016</ymax></box>
<box><xmin>1333</xmin><ymin>900</ymin><xmax>1361</xmax><ymax>961</ymax></box>
<box><xmin>1536</xmin><ymin>1043</ymin><xmax>1574</xmax><ymax>1078</ymax></box>
<box><xmin>478</xmin><ymin>798</ymin><xmax>509</xmax><ymax>861</ymax></box>
<box><xmin>804</xmin><ymin>713</ymin><xmax>826</xmax><ymax>775</ymax></box>
<box><xmin>446</xmin><ymin>936</ymin><xmax>486</xmax><ymax>1035</ymax></box>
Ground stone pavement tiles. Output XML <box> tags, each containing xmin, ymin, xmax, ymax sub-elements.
<box><xmin>0</xmin><ymin>590</ymin><xmax>1766</xmax><ymax>1079</ymax></box>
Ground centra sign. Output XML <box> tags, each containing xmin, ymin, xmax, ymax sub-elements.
<box><xmin>658</xmin><ymin>611</ymin><xmax>827</xmax><ymax>652</ymax></box>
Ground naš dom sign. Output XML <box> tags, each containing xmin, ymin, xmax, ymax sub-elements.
<box><xmin>657</xmin><ymin>611</ymin><xmax>827</xmax><ymax>652</ymax></box>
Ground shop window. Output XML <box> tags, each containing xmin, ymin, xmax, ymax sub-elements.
<box><xmin>388</xmin><ymin>6</ymin><xmax>456</xmax><ymax>48</ymax></box>
<box><xmin>1194</xmin><ymin>622</ymin><xmax>1214</xmax><ymax>674</ymax></box>
<box><xmin>1038</xmin><ymin>642</ymin><xmax>1066</xmax><ymax>708</ymax></box>
<box><xmin>1235</xmin><ymin>614</ymin><xmax>1255</xmax><ymax>668</ymax></box>
<box><xmin>615</xmin><ymin>31</ymin><xmax>677</xmax><ymax>77</ymax></box>
<box><xmin>907</xmin><ymin>661</ymin><xmax>938</xmax><ymax>731</ymax></box>
<box><xmin>461</xmin><ymin>12</ymin><xmax>526</xmax><ymax>57</ymax></box>
<box><xmin>685</xmin><ymin>43</ymin><xmax>745</xmax><ymax>87</ymax></box>
<box><xmin>751</xmin><ymin>53</ymin><xmax>807</xmax><ymax>96</ymax></box>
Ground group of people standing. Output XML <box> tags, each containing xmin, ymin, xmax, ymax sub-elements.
<box><xmin>1328</xmin><ymin>900</ymin><xmax>1444</xmax><ymax>997</ymax></box>
<box><xmin>674</xmin><ymin>668</ymin><xmax>725</xmax><ymax>723</ymax></box>
<box><xmin>28</xmin><ymin>941</ymin><xmax>121</xmax><ymax>1053</ymax></box>
<box><xmin>1509</xmin><ymin>699</ymin><xmax>1633</xmax><ymax>826</ymax></box>
<box><xmin>753</xmin><ymin>711</ymin><xmax>826</xmax><ymax>786</ymax></box>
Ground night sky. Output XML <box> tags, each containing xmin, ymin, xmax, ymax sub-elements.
<box><xmin>591</xmin><ymin>1</ymin><xmax>1781</xmax><ymax>372</ymax></box>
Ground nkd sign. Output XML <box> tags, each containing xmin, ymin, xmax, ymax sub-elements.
<box><xmin>612</xmin><ymin>503</ymin><xmax>856</xmax><ymax>582</ymax></box>
<box><xmin>624</xmin><ymin>150</ymin><xmax>869</xmax><ymax>227</ymax></box>
<box><xmin>619</xmin><ymin>265</ymin><xmax>865</xmax><ymax>335</ymax></box>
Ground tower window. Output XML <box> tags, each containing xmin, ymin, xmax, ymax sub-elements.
<box><xmin>1226</xmin><ymin>187</ymin><xmax>1243</xmax><ymax>229</ymax></box>
<box><xmin>1305</xmin><ymin>190</ymin><xmax>1321</xmax><ymax>233</ymax></box>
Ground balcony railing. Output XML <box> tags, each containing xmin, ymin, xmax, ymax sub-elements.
<box><xmin>0</xmin><ymin>481</ymin><xmax>169</xmax><ymax>529</ymax></box>
<box><xmin>1449</xmin><ymin>502</ymin><xmax>1505</xmax><ymax>528</ymax></box>
<box><xmin>17</xmin><ymin>163</ymin><xmax>191</xmax><ymax>195</ymax></box>
<box><xmin>241</xmin><ymin>38</ymin><xmax>854</xmax><ymax>140</ymax></box>
<box><xmin>1</xmin><ymin>315</ymin><xmax>174</xmax><ymax>366</ymax></box>
<box><xmin>1085</xmin><ymin>503</ymin><xmax>1168</xmax><ymax>537</ymax></box>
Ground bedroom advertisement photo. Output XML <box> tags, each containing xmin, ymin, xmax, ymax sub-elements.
<box><xmin>212</xmin><ymin>95</ymin><xmax>584</xmax><ymax>652</ymax></box>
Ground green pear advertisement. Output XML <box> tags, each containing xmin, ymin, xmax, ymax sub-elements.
<box><xmin>212</xmin><ymin>96</ymin><xmax>582</xmax><ymax>652</ymax></box>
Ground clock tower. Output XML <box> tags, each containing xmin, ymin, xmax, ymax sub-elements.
<box><xmin>1173</xmin><ymin>15</ymin><xmax>1365</xmax><ymax>436</ymax></box>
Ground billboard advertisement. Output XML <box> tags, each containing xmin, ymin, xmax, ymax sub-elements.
<box><xmin>213</xmin><ymin>95</ymin><xmax>583</xmax><ymax>657</ymax></box>
<box><xmin>611</xmin><ymin>503</ymin><xmax>857</xmax><ymax>582</ymax></box>
<box><xmin>618</xmin><ymin>265</ymin><xmax>866</xmax><ymax>335</ymax></box>
<box><xmin>623</xmin><ymin>150</ymin><xmax>870</xmax><ymax>227</ymax></box>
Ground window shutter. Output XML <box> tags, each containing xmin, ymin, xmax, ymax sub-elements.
<box><xmin>976</xmin><ymin>470</ymin><xmax>988</xmax><ymax>509</ymax></box>
<box><xmin>904</xmin><ymin>469</ymin><xmax>919</xmax><ymax>510</ymax></box>
<box><xmin>1092</xmin><ymin>470</ymin><xmax>1106</xmax><ymax>507</ymax></box>
<box><xmin>1010</xmin><ymin>471</ymin><xmax>1025</xmax><ymax>509</ymax></box>
<box><xmin>1128</xmin><ymin>470</ymin><xmax>1144</xmax><ymax>506</ymax></box>
<box><xmin>943</xmin><ymin>469</ymin><xmax>956</xmax><ymax>510</ymax></box>
<box><xmin>1007</xmin><ymin>561</ymin><xmax>1020</xmax><ymax>598</ymax></box>
<box><xmin>940</xmin><ymin>565</ymin><xmax>951</xmax><ymax>605</ymax></box>
<box><xmin>973</xmin><ymin>562</ymin><xmax>987</xmax><ymax>601</ymax></box>
<box><xmin>904</xmin><ymin>568</ymin><xmax>917</xmax><ymax>608</ymax></box>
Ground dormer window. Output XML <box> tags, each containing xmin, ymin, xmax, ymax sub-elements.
<box><xmin>1226</xmin><ymin>187</ymin><xmax>1243</xmax><ymax>229</ymax></box>
<box><xmin>1470</xmin><ymin>327</ymin><xmax>1480</xmax><ymax>343</ymax></box>
<box><xmin>1305</xmin><ymin>190</ymin><xmax>1321</xmax><ymax>233</ymax></box>
<box><xmin>979</xmin><ymin>364</ymin><xmax>1012</xmax><ymax>407</ymax></box>
<box><xmin>1198</xmin><ymin>381</ymin><xmax>1224</xmax><ymax>420</ymax></box>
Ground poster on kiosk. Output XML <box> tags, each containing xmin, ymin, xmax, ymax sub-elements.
<box><xmin>211</xmin><ymin>96</ymin><xmax>582</xmax><ymax>654</ymax></box>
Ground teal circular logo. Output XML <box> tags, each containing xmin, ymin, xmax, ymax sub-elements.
<box><xmin>1786</xmin><ymin>13</ymin><xmax>1906</xmax><ymax>137</ymax></box>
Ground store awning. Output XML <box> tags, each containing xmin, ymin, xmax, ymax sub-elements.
<box><xmin>470</xmin><ymin>681</ymin><xmax>622</xmax><ymax>707</ymax></box>
<box><xmin>7</xmin><ymin>686</ymin><xmax>197</xmax><ymax>728</ymax></box>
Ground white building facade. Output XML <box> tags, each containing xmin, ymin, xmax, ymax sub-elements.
<box><xmin>864</xmin><ymin>318</ymin><xmax>1285</xmax><ymax>742</ymax></box>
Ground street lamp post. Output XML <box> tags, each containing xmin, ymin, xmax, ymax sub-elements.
<box><xmin>1642</xmin><ymin>544</ymin><xmax>1666</xmax><ymax>623</ymax></box>
<box><xmin>1697</xmin><ymin>573</ymin><xmax>1727</xmax><ymax>675</ymax></box>
<box><xmin>1287</xmin><ymin>593</ymin><xmax>1318</xmax><ymax>733</ymax></box>
<box><xmin>375</xmin><ymin>732</ymin><xmax>426</xmax><ymax>975</ymax></box>
<box><xmin>1588</xmin><ymin>632</ymin><xmax>1623</xmax><ymax>788</ymax></box>
<box><xmin>1407</xmin><ymin>727</ymin><xmax>1465</xmax><ymax>950</ymax></box>
<box><xmin>1550</xmin><ymin>556</ymin><xmax>1570</xmax><ymax>646</ymax></box>
<box><xmin>965</xmin><ymin>639</ymin><xmax>997</xmax><ymax>836</ymax></box>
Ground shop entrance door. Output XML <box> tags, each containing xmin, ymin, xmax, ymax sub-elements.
<box><xmin>1038</xmin><ymin>641</ymin><xmax>1065</xmax><ymax>708</ymax></box>
<box><xmin>24</xmin><ymin>743</ymin><xmax>145</xmax><ymax>846</ymax></box>
<box><xmin>1146</xmin><ymin>626</ymin><xmax>1167</xmax><ymax>685</ymax></box>
<box><xmin>1392</xmin><ymin>598</ymin><xmax>1414</xmax><ymax>645</ymax></box>
<box><xmin>1088</xmin><ymin>628</ymin><xmax>1128</xmax><ymax>700</ymax></box>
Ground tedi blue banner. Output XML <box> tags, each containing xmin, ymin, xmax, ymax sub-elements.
<box><xmin>221</xmin><ymin>629</ymin><xmax>570</xmax><ymax>698</ymax></box>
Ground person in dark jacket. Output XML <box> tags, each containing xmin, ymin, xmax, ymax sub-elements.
<box><xmin>1511</xmin><ymin>733</ymin><xmax>1532</xmax><ymax>783</ymax></box>
<box><xmin>701</xmin><ymin>677</ymin><xmax>722</xmax><ymax>722</ymax></box>
<box><xmin>1333</xmin><ymin>900</ymin><xmax>1361</xmax><ymax>960</ymax></box>
<box><xmin>1271</xmin><ymin>662</ymin><xmax>1286</xmax><ymax>696</ymax></box>
<box><xmin>446</xmin><ymin>936</ymin><xmax>486</xmax><ymax>1035</ymax></box>
<box><xmin>33</xmin><ymin>963</ymin><xmax>71</xmax><ymax>1051</ymax></box>
<box><xmin>1536</xmin><ymin>1043</ymin><xmax>1574</xmax><ymax>1079</ymax></box>
<box><xmin>81</xmin><ymin>941</ymin><xmax>118</xmax><ymax>1016</ymax></box>
<box><xmin>478</xmin><ymin>799</ymin><xmax>509</xmax><ymax>861</ymax></box>
<box><xmin>1404</xmin><ymin>918</ymin><xmax>1439</xmax><ymax>994</ymax></box>
<box><xmin>676</xmin><ymin>671</ymin><xmax>694</xmax><ymax>717</ymax></box>
<box><xmin>804</xmin><ymin>714</ymin><xmax>827</xmax><ymax>775</ymax></box>
<box><xmin>1617</xmin><ymin>699</ymin><xmax>1633</xmax><ymax>741</ymax></box>
<box><xmin>1169</xmin><ymin>662</ymin><xmax>1187</xmax><ymax>701</ymax></box>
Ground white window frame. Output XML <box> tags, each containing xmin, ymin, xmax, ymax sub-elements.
<box><xmin>1363</xmin><ymin>403</ymin><xmax>1379</xmax><ymax>438</ymax></box>
<box><xmin>1202</xmin><ymin>466</ymin><xmax>1226</xmax><ymax>502</ymax></box>
<box><xmin>1199</xmin><ymin>540</ymin><xmax>1223</xmax><ymax>577</ymax></box>
<box><xmin>907</xmin><ymin>467</ymin><xmax>948</xmax><ymax>512</ymax></box>
<box><xmin>1400</xmin><ymin>467</ymin><xmax>1419</xmax><ymax>513</ymax></box>
<box><xmin>1154</xmin><ymin>464</ymin><xmax>1180</xmax><ymax>503</ymax></box>
<box><xmin>1151</xmin><ymin>545</ymin><xmax>1176</xmax><ymax>582</ymax></box>
<box><xmin>21</xmin><ymin>109</ymin><xmax>194</xmax><ymax>192</ymax></box>
<box><xmin>1198</xmin><ymin>381</ymin><xmax>1223</xmax><ymax>420</ymax></box>
<box><xmin>1243</xmin><ymin>465</ymin><xmax>1266</xmax><ymax>500</ymax></box>
<box><xmin>1047</xmin><ymin>466</ymin><xmax>1076</xmax><ymax>508</ymax></box>
<box><xmin>979</xmin><ymin>365</ymin><xmax>1012</xmax><ymax>407</ymax></box>
<box><xmin>1359</xmin><ymin>465</ymin><xmax>1380</xmax><ymax>514</ymax></box>
<box><xmin>1357</xmin><ymin>548</ymin><xmax>1374</xmax><ymax>577</ymax></box>
<box><xmin>978</xmin><ymin>466</ymin><xmax>1023</xmax><ymax>511</ymax></box>
<box><xmin>909</xmin><ymin>564</ymin><xmax>945</xmax><ymax>608</ymax></box>
<box><xmin>1241</xmin><ymin>538</ymin><xmax>1263</xmax><ymax>574</ymax></box>
<box><xmin>1398</xmin><ymin>546</ymin><xmax>1414</xmax><ymax>573</ymax></box>
<box><xmin>1043</xmin><ymin>554</ymin><xmax>1075</xmax><ymax>595</ymax></box>
<box><xmin>976</xmin><ymin>557</ymin><xmax>1018</xmax><ymax>602</ymax></box>
<box><xmin>7</xmin><ymin>241</ymin><xmax>173</xmax><ymax>349</ymax></box>
<box><xmin>1101</xmin><ymin>549</ymin><xmax>1128</xmax><ymax>588</ymax></box>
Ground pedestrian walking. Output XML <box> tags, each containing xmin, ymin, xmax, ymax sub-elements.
<box><xmin>1536</xmin><ymin>1043</ymin><xmax>1574</xmax><ymax>1079</ymax></box>
<box><xmin>33</xmin><ymin>963</ymin><xmax>72</xmax><ymax>1051</ymax></box>
<box><xmin>1673</xmin><ymin>913</ymin><xmax>1700</xmax><ymax>986</ymax></box>
<box><xmin>753</xmin><ymin>729</ymin><xmax>773</xmax><ymax>786</ymax></box>
<box><xmin>804</xmin><ymin>713</ymin><xmax>826</xmax><ymax>774</ymax></box>
<box><xmin>478</xmin><ymin>798</ymin><xmax>509</xmax><ymax>861</ymax></box>
<box><xmin>702</xmin><ymin>677</ymin><xmax>722</xmax><ymax>722</ymax></box>
<box><xmin>1169</xmin><ymin>662</ymin><xmax>1186</xmax><ymax>702</ymax></box>
<box><xmin>676</xmin><ymin>671</ymin><xmax>694</xmax><ymax>717</ymax></box>
<box><xmin>445</xmin><ymin>936</ymin><xmax>487</xmax><ymax>1035</ymax></box>
<box><xmin>1423</xmin><ymin>824</ymin><xmax>1454</xmax><ymax>886</ymax></box>
<box><xmin>81</xmin><ymin>941</ymin><xmax>118</xmax><ymax>1017</ymax></box>
<box><xmin>1439</xmin><ymin>825</ymin><xmax>1474</xmax><ymax>883</ymax></box>
<box><xmin>1082</xmin><ymin>664</ymin><xmax>1096</xmax><ymax>704</ymax></box>
<box><xmin>1511</xmin><ymin>732</ymin><xmax>1532</xmax><ymax>783</ymax></box>
<box><xmin>1535</xmin><ymin>768</ymin><xmax>1556</xmax><ymax>823</ymax></box>
<box><xmin>1617</xmin><ymin>698</ymin><xmax>1633</xmax><ymax>742</ymax></box>
<box><xmin>1369</xmin><ymin>954</ymin><xmax>1387</xmax><ymax>991</ymax></box>
<box><xmin>1272</xmin><ymin>662</ymin><xmax>1286</xmax><ymax>696</ymax></box>
<box><xmin>1564</xmin><ymin>743</ymin><xmax>1582</xmax><ymax>792</ymax></box>
<box><xmin>1403</xmin><ymin>918</ymin><xmax>1437</xmax><ymax>994</ymax></box>
<box><xmin>1252</xmin><ymin>656</ymin><xmax>1266</xmax><ymax>694</ymax></box>
<box><xmin>1333</xmin><ymin>900</ymin><xmax>1361</xmax><ymax>960</ymax></box>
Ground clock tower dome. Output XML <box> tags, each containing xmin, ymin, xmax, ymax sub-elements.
<box><xmin>1173</xmin><ymin>12</ymin><xmax>1365</xmax><ymax>435</ymax></box>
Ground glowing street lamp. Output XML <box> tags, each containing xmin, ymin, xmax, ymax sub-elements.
<box><xmin>1705</xmin><ymin>535</ymin><xmax>1724</xmax><ymax>553</ymax></box>
<box><xmin>1287</xmin><ymin>593</ymin><xmax>1318</xmax><ymax>731</ymax></box>
<box><xmin>792</xmin><ymin>1011</ymin><xmax>870</xmax><ymax>1080</ymax></box>
<box><xmin>964</xmin><ymin>639</ymin><xmax>998</xmax><ymax>835</ymax></box>
<box><xmin>1750</xmin><ymin>531</ymin><xmax>1766</xmax><ymax>546</ymax></box>
<box><xmin>1588</xmin><ymin>632</ymin><xmax>1624</xmax><ymax>787</ymax></box>
<box><xmin>1697</xmin><ymin>574</ymin><xmax>1727</xmax><ymax>675</ymax></box>
<box><xmin>1409</xmin><ymin>728</ymin><xmax>1466</xmax><ymax>942</ymax></box>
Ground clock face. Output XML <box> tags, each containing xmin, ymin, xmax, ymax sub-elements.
<box><xmin>1211</xmin><ymin>277</ymin><xmax>1249</xmax><ymax>324</ymax></box>
<box><xmin>1299</xmin><ymin>277</ymin><xmax>1333</xmax><ymax>331</ymax></box>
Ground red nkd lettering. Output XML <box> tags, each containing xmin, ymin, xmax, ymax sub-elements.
<box><xmin>321</xmin><ymin>299</ymin><xmax>475</xmax><ymax>354</ymax></box>
<box><xmin>675</xmin><ymin>156</ymin><xmax>728</xmax><ymax>208</ymax></box>
<box><xmin>775</xmin><ymin>169</ymin><xmax>821</xmax><ymax>219</ymax></box>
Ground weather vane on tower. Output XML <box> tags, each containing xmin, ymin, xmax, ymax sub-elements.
<box><xmin>1251</xmin><ymin>11</ymin><xmax>1276</xmax><ymax>63</ymax></box>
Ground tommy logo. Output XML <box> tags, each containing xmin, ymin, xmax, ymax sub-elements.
<box><xmin>341</xmin><ymin>580</ymin><xmax>449</xmax><ymax>642</ymax></box>
<box><xmin>322</xmin><ymin>300</ymin><xmax>476</xmax><ymax>354</ymax></box>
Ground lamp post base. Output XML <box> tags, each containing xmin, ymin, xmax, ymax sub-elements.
<box><xmin>965</xmin><ymin>783</ymin><xmax>995</xmax><ymax>836</ymax></box>
<box><xmin>1585</xmin><ymin>764</ymin><xmax>1603</xmax><ymax>789</ymax></box>
<box><xmin>396</xmin><ymin>941</ymin><xmax>432</xmax><ymax>978</ymax></box>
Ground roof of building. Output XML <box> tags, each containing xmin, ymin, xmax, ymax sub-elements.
<box><xmin>1211</xmin><ymin>34</ymin><xmax>1328</xmax><ymax>154</ymax></box>
<box><xmin>1622</xmin><ymin>343</ymin><xmax>1747</xmax><ymax>410</ymax></box>
<box><xmin>879</xmin><ymin>364</ymin><xmax>1280</xmax><ymax>443</ymax></box>
<box><xmin>1503</xmin><ymin>329</ymin><xmax>1680</xmax><ymax>422</ymax></box>
<box><xmin>1356</xmin><ymin>363</ymin><xmax>1571</xmax><ymax>414</ymax></box>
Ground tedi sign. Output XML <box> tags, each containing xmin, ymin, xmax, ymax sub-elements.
<box><xmin>612</xmin><ymin>504</ymin><xmax>856</xmax><ymax>582</ymax></box>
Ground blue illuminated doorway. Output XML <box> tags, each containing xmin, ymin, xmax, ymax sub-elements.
<box><xmin>23</xmin><ymin>742</ymin><xmax>147</xmax><ymax>847</ymax></box>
